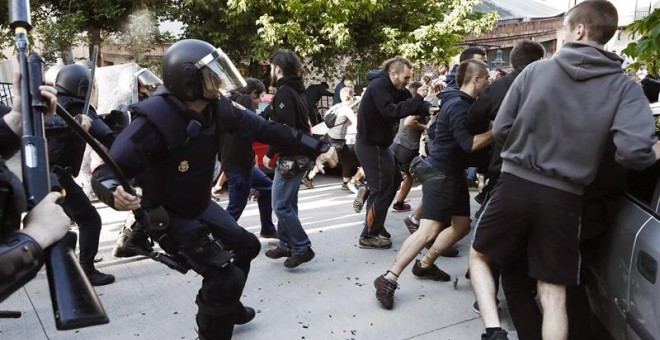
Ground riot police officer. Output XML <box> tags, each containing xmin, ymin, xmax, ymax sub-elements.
<box><xmin>91</xmin><ymin>39</ymin><xmax>337</xmax><ymax>339</ymax></box>
<box><xmin>47</xmin><ymin>64</ymin><xmax>116</xmax><ymax>286</ymax></box>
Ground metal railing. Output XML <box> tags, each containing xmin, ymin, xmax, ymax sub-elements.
<box><xmin>0</xmin><ymin>82</ymin><xmax>13</xmax><ymax>107</ymax></box>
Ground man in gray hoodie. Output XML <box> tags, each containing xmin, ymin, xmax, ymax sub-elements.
<box><xmin>469</xmin><ymin>1</ymin><xmax>660</xmax><ymax>340</ymax></box>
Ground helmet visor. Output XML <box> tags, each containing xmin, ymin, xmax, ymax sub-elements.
<box><xmin>196</xmin><ymin>48</ymin><xmax>246</xmax><ymax>94</ymax></box>
<box><xmin>136</xmin><ymin>68</ymin><xmax>162</xmax><ymax>88</ymax></box>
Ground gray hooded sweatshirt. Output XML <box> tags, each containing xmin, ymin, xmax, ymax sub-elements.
<box><xmin>493</xmin><ymin>42</ymin><xmax>657</xmax><ymax>195</ymax></box>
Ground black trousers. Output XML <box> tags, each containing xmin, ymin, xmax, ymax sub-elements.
<box><xmin>354</xmin><ymin>141</ymin><xmax>402</xmax><ymax>237</ymax></box>
<box><xmin>58</xmin><ymin>172</ymin><xmax>102</xmax><ymax>266</ymax></box>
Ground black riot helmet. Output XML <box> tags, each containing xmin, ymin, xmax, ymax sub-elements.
<box><xmin>161</xmin><ymin>39</ymin><xmax>246</xmax><ymax>101</ymax></box>
<box><xmin>55</xmin><ymin>64</ymin><xmax>91</xmax><ymax>98</ymax></box>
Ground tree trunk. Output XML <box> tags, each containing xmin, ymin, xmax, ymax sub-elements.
<box><xmin>88</xmin><ymin>26</ymin><xmax>103</xmax><ymax>66</ymax></box>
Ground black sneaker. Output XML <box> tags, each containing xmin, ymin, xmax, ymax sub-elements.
<box><xmin>353</xmin><ymin>186</ymin><xmax>369</xmax><ymax>213</ymax></box>
<box><xmin>403</xmin><ymin>216</ymin><xmax>419</xmax><ymax>234</ymax></box>
<box><xmin>374</xmin><ymin>275</ymin><xmax>397</xmax><ymax>310</ymax></box>
<box><xmin>439</xmin><ymin>246</ymin><xmax>459</xmax><ymax>257</ymax></box>
<box><xmin>379</xmin><ymin>228</ymin><xmax>391</xmax><ymax>239</ymax></box>
<box><xmin>284</xmin><ymin>247</ymin><xmax>315</xmax><ymax>268</ymax></box>
<box><xmin>234</xmin><ymin>306</ymin><xmax>256</xmax><ymax>325</ymax></box>
<box><xmin>359</xmin><ymin>236</ymin><xmax>392</xmax><ymax>249</ymax></box>
<box><xmin>83</xmin><ymin>266</ymin><xmax>115</xmax><ymax>286</ymax></box>
<box><xmin>411</xmin><ymin>260</ymin><xmax>450</xmax><ymax>282</ymax></box>
<box><xmin>265</xmin><ymin>247</ymin><xmax>292</xmax><ymax>259</ymax></box>
<box><xmin>472</xmin><ymin>299</ymin><xmax>501</xmax><ymax>315</ymax></box>
<box><xmin>481</xmin><ymin>329</ymin><xmax>509</xmax><ymax>340</ymax></box>
<box><xmin>259</xmin><ymin>231</ymin><xmax>278</xmax><ymax>239</ymax></box>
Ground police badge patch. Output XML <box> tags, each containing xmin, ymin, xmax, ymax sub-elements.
<box><xmin>178</xmin><ymin>160</ymin><xmax>189</xmax><ymax>173</ymax></box>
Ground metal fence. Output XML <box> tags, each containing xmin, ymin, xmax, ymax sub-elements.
<box><xmin>0</xmin><ymin>82</ymin><xmax>13</xmax><ymax>107</ymax></box>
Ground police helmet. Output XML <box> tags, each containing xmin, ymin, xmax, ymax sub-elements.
<box><xmin>55</xmin><ymin>64</ymin><xmax>91</xmax><ymax>98</ymax></box>
<box><xmin>162</xmin><ymin>39</ymin><xmax>246</xmax><ymax>101</ymax></box>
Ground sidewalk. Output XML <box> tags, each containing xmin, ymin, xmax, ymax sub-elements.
<box><xmin>0</xmin><ymin>175</ymin><xmax>518</xmax><ymax>339</ymax></box>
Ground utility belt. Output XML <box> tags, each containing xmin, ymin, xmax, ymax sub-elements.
<box><xmin>135</xmin><ymin>205</ymin><xmax>233</xmax><ymax>275</ymax></box>
<box><xmin>277</xmin><ymin>155</ymin><xmax>313</xmax><ymax>178</ymax></box>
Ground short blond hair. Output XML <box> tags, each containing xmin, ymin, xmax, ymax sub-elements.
<box><xmin>340</xmin><ymin>86</ymin><xmax>354</xmax><ymax>102</ymax></box>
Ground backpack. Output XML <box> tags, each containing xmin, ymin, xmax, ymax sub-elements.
<box><xmin>323</xmin><ymin>105</ymin><xmax>342</xmax><ymax>128</ymax></box>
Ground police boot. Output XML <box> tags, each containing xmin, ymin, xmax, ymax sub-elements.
<box><xmin>81</xmin><ymin>263</ymin><xmax>115</xmax><ymax>286</ymax></box>
<box><xmin>113</xmin><ymin>225</ymin><xmax>153</xmax><ymax>258</ymax></box>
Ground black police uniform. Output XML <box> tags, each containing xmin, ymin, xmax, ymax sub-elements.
<box><xmin>0</xmin><ymin>103</ymin><xmax>46</xmax><ymax>302</ymax></box>
<box><xmin>46</xmin><ymin>93</ymin><xmax>115</xmax><ymax>281</ymax></box>
<box><xmin>92</xmin><ymin>91</ymin><xmax>328</xmax><ymax>339</ymax></box>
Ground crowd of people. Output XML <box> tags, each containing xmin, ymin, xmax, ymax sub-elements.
<box><xmin>2</xmin><ymin>1</ymin><xmax>660</xmax><ymax>339</ymax></box>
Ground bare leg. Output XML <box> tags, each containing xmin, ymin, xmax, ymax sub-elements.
<box><xmin>538</xmin><ymin>280</ymin><xmax>568</xmax><ymax>340</ymax></box>
<box><xmin>412</xmin><ymin>203</ymin><xmax>422</xmax><ymax>221</ymax></box>
<box><xmin>394</xmin><ymin>174</ymin><xmax>413</xmax><ymax>205</ymax></box>
<box><xmin>470</xmin><ymin>248</ymin><xmax>500</xmax><ymax>328</ymax></box>
<box><xmin>389</xmin><ymin>219</ymin><xmax>443</xmax><ymax>276</ymax></box>
<box><xmin>421</xmin><ymin>216</ymin><xmax>470</xmax><ymax>266</ymax></box>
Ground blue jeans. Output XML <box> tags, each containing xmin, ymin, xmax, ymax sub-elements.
<box><xmin>226</xmin><ymin>167</ymin><xmax>276</xmax><ymax>235</ymax></box>
<box><xmin>467</xmin><ymin>167</ymin><xmax>478</xmax><ymax>182</ymax></box>
<box><xmin>271</xmin><ymin>165</ymin><xmax>311</xmax><ymax>256</ymax></box>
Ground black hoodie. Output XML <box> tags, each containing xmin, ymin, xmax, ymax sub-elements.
<box><xmin>266</xmin><ymin>75</ymin><xmax>311</xmax><ymax>158</ymax></box>
<box><xmin>356</xmin><ymin>70</ymin><xmax>431</xmax><ymax>147</ymax></box>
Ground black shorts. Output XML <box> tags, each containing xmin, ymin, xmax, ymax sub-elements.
<box><xmin>390</xmin><ymin>143</ymin><xmax>418</xmax><ymax>175</ymax></box>
<box><xmin>472</xmin><ymin>172</ymin><xmax>582</xmax><ymax>286</ymax></box>
<box><xmin>420</xmin><ymin>170</ymin><xmax>470</xmax><ymax>226</ymax></box>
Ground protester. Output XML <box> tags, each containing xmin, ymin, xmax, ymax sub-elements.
<box><xmin>470</xmin><ymin>2</ymin><xmax>660</xmax><ymax>339</ymax></box>
<box><xmin>374</xmin><ymin>59</ymin><xmax>493</xmax><ymax>310</ymax></box>
<box><xmin>353</xmin><ymin>56</ymin><xmax>438</xmax><ymax>249</ymax></box>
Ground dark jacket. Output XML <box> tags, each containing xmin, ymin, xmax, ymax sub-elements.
<box><xmin>266</xmin><ymin>76</ymin><xmax>311</xmax><ymax>158</ymax></box>
<box><xmin>427</xmin><ymin>89</ymin><xmax>476</xmax><ymax>176</ymax></box>
<box><xmin>444</xmin><ymin>65</ymin><xmax>459</xmax><ymax>90</ymax></box>
<box><xmin>221</xmin><ymin>93</ymin><xmax>257</xmax><ymax>175</ymax></box>
<box><xmin>0</xmin><ymin>104</ymin><xmax>19</xmax><ymax>159</ymax></box>
<box><xmin>47</xmin><ymin>95</ymin><xmax>114</xmax><ymax>176</ymax></box>
<box><xmin>305</xmin><ymin>84</ymin><xmax>333</xmax><ymax>125</ymax></box>
<box><xmin>356</xmin><ymin>70</ymin><xmax>431</xmax><ymax>148</ymax></box>
<box><xmin>466</xmin><ymin>69</ymin><xmax>521</xmax><ymax>172</ymax></box>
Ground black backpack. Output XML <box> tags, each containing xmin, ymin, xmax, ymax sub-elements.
<box><xmin>323</xmin><ymin>105</ymin><xmax>343</xmax><ymax>128</ymax></box>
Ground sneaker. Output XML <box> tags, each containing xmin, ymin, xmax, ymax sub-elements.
<box><xmin>234</xmin><ymin>306</ymin><xmax>256</xmax><ymax>325</ymax></box>
<box><xmin>465</xmin><ymin>268</ymin><xmax>470</xmax><ymax>280</ymax></box>
<box><xmin>353</xmin><ymin>186</ymin><xmax>369</xmax><ymax>213</ymax></box>
<box><xmin>379</xmin><ymin>228</ymin><xmax>391</xmax><ymax>239</ymax></box>
<box><xmin>481</xmin><ymin>329</ymin><xmax>509</xmax><ymax>340</ymax></box>
<box><xmin>265</xmin><ymin>247</ymin><xmax>292</xmax><ymax>259</ymax></box>
<box><xmin>341</xmin><ymin>182</ymin><xmax>350</xmax><ymax>191</ymax></box>
<box><xmin>302</xmin><ymin>176</ymin><xmax>314</xmax><ymax>189</ymax></box>
<box><xmin>284</xmin><ymin>247</ymin><xmax>315</xmax><ymax>268</ymax></box>
<box><xmin>411</xmin><ymin>259</ymin><xmax>450</xmax><ymax>282</ymax></box>
<box><xmin>403</xmin><ymin>216</ymin><xmax>419</xmax><ymax>234</ymax></box>
<box><xmin>82</xmin><ymin>265</ymin><xmax>115</xmax><ymax>286</ymax></box>
<box><xmin>374</xmin><ymin>275</ymin><xmax>397</xmax><ymax>310</ymax></box>
<box><xmin>346</xmin><ymin>181</ymin><xmax>359</xmax><ymax>194</ymax></box>
<box><xmin>259</xmin><ymin>231</ymin><xmax>278</xmax><ymax>239</ymax></box>
<box><xmin>359</xmin><ymin>236</ymin><xmax>392</xmax><ymax>249</ymax></box>
<box><xmin>391</xmin><ymin>202</ymin><xmax>411</xmax><ymax>212</ymax></box>
<box><xmin>472</xmin><ymin>299</ymin><xmax>501</xmax><ymax>315</ymax></box>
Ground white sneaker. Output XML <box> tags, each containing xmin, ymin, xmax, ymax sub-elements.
<box><xmin>347</xmin><ymin>181</ymin><xmax>359</xmax><ymax>194</ymax></box>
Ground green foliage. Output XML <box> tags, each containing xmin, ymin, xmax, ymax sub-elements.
<box><xmin>170</xmin><ymin>0</ymin><xmax>498</xmax><ymax>77</ymax></box>
<box><xmin>35</xmin><ymin>13</ymin><xmax>86</xmax><ymax>64</ymax></box>
<box><xmin>622</xmin><ymin>8</ymin><xmax>660</xmax><ymax>77</ymax></box>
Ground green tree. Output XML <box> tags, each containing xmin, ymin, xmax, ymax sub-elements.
<box><xmin>31</xmin><ymin>0</ymin><xmax>169</xmax><ymax>62</ymax></box>
<box><xmin>623</xmin><ymin>8</ymin><xmax>659</xmax><ymax>77</ymax></box>
<box><xmin>169</xmin><ymin>0</ymin><xmax>497</xmax><ymax>77</ymax></box>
